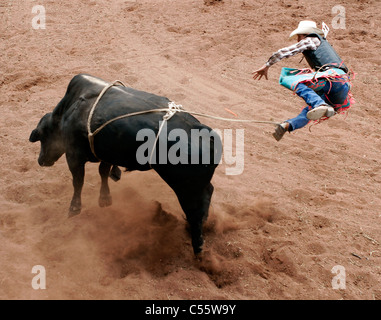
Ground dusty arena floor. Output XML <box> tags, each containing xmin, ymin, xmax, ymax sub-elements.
<box><xmin>1</xmin><ymin>0</ymin><xmax>380</xmax><ymax>300</ymax></box>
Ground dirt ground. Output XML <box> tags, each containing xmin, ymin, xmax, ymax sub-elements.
<box><xmin>1</xmin><ymin>0</ymin><xmax>380</xmax><ymax>300</ymax></box>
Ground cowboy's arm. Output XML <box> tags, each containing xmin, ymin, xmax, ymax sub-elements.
<box><xmin>253</xmin><ymin>37</ymin><xmax>320</xmax><ymax>80</ymax></box>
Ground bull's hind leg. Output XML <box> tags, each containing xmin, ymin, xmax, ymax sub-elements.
<box><xmin>176</xmin><ymin>183</ymin><xmax>214</xmax><ymax>255</ymax></box>
<box><xmin>98</xmin><ymin>162</ymin><xmax>113</xmax><ymax>207</ymax></box>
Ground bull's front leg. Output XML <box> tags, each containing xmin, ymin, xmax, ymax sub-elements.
<box><xmin>67</xmin><ymin>156</ymin><xmax>85</xmax><ymax>217</ymax></box>
<box><xmin>98</xmin><ymin>162</ymin><xmax>112</xmax><ymax>208</ymax></box>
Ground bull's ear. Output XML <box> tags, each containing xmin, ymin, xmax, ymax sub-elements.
<box><xmin>29</xmin><ymin>129</ymin><xmax>40</xmax><ymax>142</ymax></box>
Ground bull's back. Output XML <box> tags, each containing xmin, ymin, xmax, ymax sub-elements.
<box><xmin>65</xmin><ymin>74</ymin><xmax>220</xmax><ymax>172</ymax></box>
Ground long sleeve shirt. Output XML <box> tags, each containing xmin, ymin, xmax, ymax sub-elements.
<box><xmin>265</xmin><ymin>37</ymin><xmax>321</xmax><ymax>67</ymax></box>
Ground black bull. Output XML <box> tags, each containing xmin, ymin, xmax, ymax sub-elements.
<box><xmin>29</xmin><ymin>74</ymin><xmax>222</xmax><ymax>255</ymax></box>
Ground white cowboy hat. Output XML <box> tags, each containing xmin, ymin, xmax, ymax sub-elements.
<box><xmin>289</xmin><ymin>20</ymin><xmax>325</xmax><ymax>38</ymax></box>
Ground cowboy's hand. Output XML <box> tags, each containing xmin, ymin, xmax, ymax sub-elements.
<box><xmin>253</xmin><ymin>64</ymin><xmax>269</xmax><ymax>80</ymax></box>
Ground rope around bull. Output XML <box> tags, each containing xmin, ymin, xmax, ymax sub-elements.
<box><xmin>87</xmin><ymin>80</ymin><xmax>278</xmax><ymax>162</ymax></box>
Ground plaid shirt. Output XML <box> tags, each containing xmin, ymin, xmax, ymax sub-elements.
<box><xmin>265</xmin><ymin>37</ymin><xmax>321</xmax><ymax>67</ymax></box>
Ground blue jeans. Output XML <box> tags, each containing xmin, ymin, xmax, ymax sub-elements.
<box><xmin>287</xmin><ymin>80</ymin><xmax>350</xmax><ymax>131</ymax></box>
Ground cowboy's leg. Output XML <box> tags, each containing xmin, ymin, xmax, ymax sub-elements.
<box><xmin>283</xmin><ymin>82</ymin><xmax>327</xmax><ymax>132</ymax></box>
<box><xmin>285</xmin><ymin>106</ymin><xmax>310</xmax><ymax>131</ymax></box>
<box><xmin>295</xmin><ymin>83</ymin><xmax>327</xmax><ymax>108</ymax></box>
<box><xmin>296</xmin><ymin>81</ymin><xmax>339</xmax><ymax>120</ymax></box>
<box><xmin>272</xmin><ymin>80</ymin><xmax>340</xmax><ymax>140</ymax></box>
<box><xmin>323</xmin><ymin>81</ymin><xmax>350</xmax><ymax>106</ymax></box>
<box><xmin>273</xmin><ymin>106</ymin><xmax>309</xmax><ymax>140</ymax></box>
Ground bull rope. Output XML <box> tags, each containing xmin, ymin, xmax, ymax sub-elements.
<box><xmin>87</xmin><ymin>81</ymin><xmax>278</xmax><ymax>163</ymax></box>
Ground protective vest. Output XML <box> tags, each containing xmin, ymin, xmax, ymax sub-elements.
<box><xmin>303</xmin><ymin>33</ymin><xmax>348</xmax><ymax>73</ymax></box>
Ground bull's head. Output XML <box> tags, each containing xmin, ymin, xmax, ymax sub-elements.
<box><xmin>29</xmin><ymin>113</ymin><xmax>65</xmax><ymax>166</ymax></box>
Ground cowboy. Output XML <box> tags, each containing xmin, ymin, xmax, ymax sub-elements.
<box><xmin>253</xmin><ymin>21</ymin><xmax>353</xmax><ymax>141</ymax></box>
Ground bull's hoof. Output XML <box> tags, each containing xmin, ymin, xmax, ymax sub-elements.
<box><xmin>68</xmin><ymin>206</ymin><xmax>81</xmax><ymax>217</ymax></box>
<box><xmin>99</xmin><ymin>195</ymin><xmax>112</xmax><ymax>207</ymax></box>
<box><xmin>109</xmin><ymin>166</ymin><xmax>121</xmax><ymax>182</ymax></box>
<box><xmin>192</xmin><ymin>235</ymin><xmax>204</xmax><ymax>257</ymax></box>
<box><xmin>194</xmin><ymin>250</ymin><xmax>204</xmax><ymax>262</ymax></box>
<box><xmin>193</xmin><ymin>243</ymin><xmax>203</xmax><ymax>258</ymax></box>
